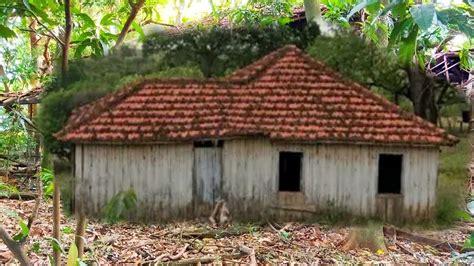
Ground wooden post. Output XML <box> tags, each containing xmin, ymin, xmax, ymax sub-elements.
<box><xmin>75</xmin><ymin>214</ymin><xmax>86</xmax><ymax>258</ymax></box>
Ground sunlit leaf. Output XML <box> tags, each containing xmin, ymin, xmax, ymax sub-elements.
<box><xmin>131</xmin><ymin>21</ymin><xmax>145</xmax><ymax>41</ymax></box>
<box><xmin>100</xmin><ymin>13</ymin><xmax>116</xmax><ymax>26</ymax></box>
<box><xmin>346</xmin><ymin>0</ymin><xmax>378</xmax><ymax>19</ymax></box>
<box><xmin>66</xmin><ymin>242</ymin><xmax>78</xmax><ymax>266</ymax></box>
<box><xmin>75</xmin><ymin>13</ymin><xmax>95</xmax><ymax>28</ymax></box>
<box><xmin>22</xmin><ymin>0</ymin><xmax>56</xmax><ymax>25</ymax></box>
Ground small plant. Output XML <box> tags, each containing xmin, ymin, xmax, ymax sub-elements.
<box><xmin>12</xmin><ymin>219</ymin><xmax>29</xmax><ymax>242</ymax></box>
<box><xmin>101</xmin><ymin>189</ymin><xmax>137</xmax><ymax>223</ymax></box>
<box><xmin>39</xmin><ymin>168</ymin><xmax>54</xmax><ymax>198</ymax></box>
<box><xmin>62</xmin><ymin>226</ymin><xmax>74</xmax><ymax>234</ymax></box>
<box><xmin>31</xmin><ymin>242</ymin><xmax>41</xmax><ymax>253</ymax></box>
<box><xmin>0</xmin><ymin>182</ymin><xmax>18</xmax><ymax>197</ymax></box>
<box><xmin>463</xmin><ymin>232</ymin><xmax>474</xmax><ymax>250</ymax></box>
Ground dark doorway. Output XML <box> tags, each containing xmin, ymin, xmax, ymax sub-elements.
<box><xmin>279</xmin><ymin>152</ymin><xmax>302</xmax><ymax>192</ymax></box>
<box><xmin>378</xmin><ymin>154</ymin><xmax>403</xmax><ymax>194</ymax></box>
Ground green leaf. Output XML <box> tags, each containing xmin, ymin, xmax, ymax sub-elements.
<box><xmin>75</xmin><ymin>13</ymin><xmax>95</xmax><ymax>29</ymax></box>
<box><xmin>398</xmin><ymin>24</ymin><xmax>418</xmax><ymax>65</ymax></box>
<box><xmin>66</xmin><ymin>242</ymin><xmax>78</xmax><ymax>266</ymax></box>
<box><xmin>23</xmin><ymin>0</ymin><xmax>55</xmax><ymax>25</ymax></box>
<box><xmin>48</xmin><ymin>237</ymin><xmax>65</xmax><ymax>254</ymax></box>
<box><xmin>409</xmin><ymin>4</ymin><xmax>435</xmax><ymax>31</ymax></box>
<box><xmin>388</xmin><ymin>17</ymin><xmax>413</xmax><ymax>47</ymax></box>
<box><xmin>131</xmin><ymin>21</ymin><xmax>145</xmax><ymax>41</ymax></box>
<box><xmin>436</xmin><ymin>9</ymin><xmax>473</xmax><ymax>38</ymax></box>
<box><xmin>0</xmin><ymin>25</ymin><xmax>16</xmax><ymax>38</ymax></box>
<box><xmin>100</xmin><ymin>14</ymin><xmax>116</xmax><ymax>26</ymax></box>
<box><xmin>346</xmin><ymin>0</ymin><xmax>379</xmax><ymax>20</ymax></box>
<box><xmin>12</xmin><ymin>220</ymin><xmax>29</xmax><ymax>241</ymax></box>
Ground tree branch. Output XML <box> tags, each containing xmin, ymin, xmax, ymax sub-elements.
<box><xmin>27</xmin><ymin>11</ymin><xmax>64</xmax><ymax>47</ymax></box>
<box><xmin>114</xmin><ymin>0</ymin><xmax>146</xmax><ymax>49</ymax></box>
<box><xmin>0</xmin><ymin>226</ymin><xmax>30</xmax><ymax>266</ymax></box>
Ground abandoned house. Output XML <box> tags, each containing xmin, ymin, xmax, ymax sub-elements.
<box><xmin>56</xmin><ymin>45</ymin><xmax>457</xmax><ymax>222</ymax></box>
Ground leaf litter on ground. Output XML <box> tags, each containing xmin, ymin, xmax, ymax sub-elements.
<box><xmin>0</xmin><ymin>198</ymin><xmax>471</xmax><ymax>264</ymax></box>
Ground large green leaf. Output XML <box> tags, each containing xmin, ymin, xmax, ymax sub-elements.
<box><xmin>346</xmin><ymin>0</ymin><xmax>379</xmax><ymax>19</ymax></box>
<box><xmin>388</xmin><ymin>17</ymin><xmax>413</xmax><ymax>47</ymax></box>
<box><xmin>0</xmin><ymin>24</ymin><xmax>16</xmax><ymax>38</ymax></box>
<box><xmin>131</xmin><ymin>21</ymin><xmax>145</xmax><ymax>41</ymax></box>
<box><xmin>409</xmin><ymin>4</ymin><xmax>435</xmax><ymax>31</ymax></box>
<box><xmin>22</xmin><ymin>0</ymin><xmax>55</xmax><ymax>25</ymax></box>
<box><xmin>100</xmin><ymin>13</ymin><xmax>117</xmax><ymax>26</ymax></box>
<box><xmin>75</xmin><ymin>13</ymin><xmax>95</xmax><ymax>29</ymax></box>
<box><xmin>66</xmin><ymin>242</ymin><xmax>78</xmax><ymax>266</ymax></box>
<box><xmin>436</xmin><ymin>8</ymin><xmax>473</xmax><ymax>38</ymax></box>
<box><xmin>398</xmin><ymin>24</ymin><xmax>418</xmax><ymax>65</ymax></box>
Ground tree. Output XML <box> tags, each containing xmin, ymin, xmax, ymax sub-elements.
<box><xmin>326</xmin><ymin>0</ymin><xmax>473</xmax><ymax>123</ymax></box>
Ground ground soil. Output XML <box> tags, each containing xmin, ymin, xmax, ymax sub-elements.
<box><xmin>0</xmin><ymin>198</ymin><xmax>470</xmax><ymax>264</ymax></box>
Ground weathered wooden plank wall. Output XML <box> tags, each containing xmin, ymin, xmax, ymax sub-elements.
<box><xmin>222</xmin><ymin>139</ymin><xmax>439</xmax><ymax>221</ymax></box>
<box><xmin>75</xmin><ymin>144</ymin><xmax>193</xmax><ymax>221</ymax></box>
<box><xmin>194</xmin><ymin>147</ymin><xmax>222</xmax><ymax>214</ymax></box>
<box><xmin>75</xmin><ymin>139</ymin><xmax>439</xmax><ymax>221</ymax></box>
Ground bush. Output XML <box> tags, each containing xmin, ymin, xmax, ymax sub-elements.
<box><xmin>143</xmin><ymin>22</ymin><xmax>320</xmax><ymax>77</ymax></box>
<box><xmin>36</xmin><ymin>48</ymin><xmax>203</xmax><ymax>156</ymax></box>
<box><xmin>435</xmin><ymin>134</ymin><xmax>470</xmax><ymax>225</ymax></box>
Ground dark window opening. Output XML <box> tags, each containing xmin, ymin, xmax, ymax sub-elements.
<box><xmin>378</xmin><ymin>154</ymin><xmax>402</xmax><ymax>194</ymax></box>
<box><xmin>279</xmin><ymin>152</ymin><xmax>302</xmax><ymax>192</ymax></box>
<box><xmin>193</xmin><ymin>140</ymin><xmax>223</xmax><ymax>148</ymax></box>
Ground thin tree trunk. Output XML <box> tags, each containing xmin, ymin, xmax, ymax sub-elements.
<box><xmin>304</xmin><ymin>0</ymin><xmax>322</xmax><ymax>24</ymax></box>
<box><xmin>114</xmin><ymin>0</ymin><xmax>146</xmax><ymax>49</ymax></box>
<box><xmin>304</xmin><ymin>0</ymin><xmax>331</xmax><ymax>34</ymax></box>
<box><xmin>61</xmin><ymin>0</ymin><xmax>72</xmax><ymax>84</ymax></box>
<box><xmin>75</xmin><ymin>214</ymin><xmax>86</xmax><ymax>258</ymax></box>
<box><xmin>0</xmin><ymin>226</ymin><xmax>30</xmax><ymax>266</ymax></box>
<box><xmin>52</xmin><ymin>179</ymin><xmax>61</xmax><ymax>265</ymax></box>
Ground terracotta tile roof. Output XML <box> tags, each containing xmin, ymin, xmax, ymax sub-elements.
<box><xmin>55</xmin><ymin>45</ymin><xmax>457</xmax><ymax>146</ymax></box>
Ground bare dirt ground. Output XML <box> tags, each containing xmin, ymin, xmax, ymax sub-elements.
<box><xmin>0</xmin><ymin>198</ymin><xmax>470</xmax><ymax>264</ymax></box>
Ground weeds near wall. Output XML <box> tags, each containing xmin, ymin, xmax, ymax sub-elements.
<box><xmin>101</xmin><ymin>189</ymin><xmax>137</xmax><ymax>224</ymax></box>
<box><xmin>435</xmin><ymin>134</ymin><xmax>470</xmax><ymax>226</ymax></box>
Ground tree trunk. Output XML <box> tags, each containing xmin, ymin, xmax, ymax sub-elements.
<box><xmin>75</xmin><ymin>214</ymin><xmax>86</xmax><ymax>258</ymax></box>
<box><xmin>303</xmin><ymin>0</ymin><xmax>322</xmax><ymax>24</ymax></box>
<box><xmin>52</xmin><ymin>179</ymin><xmax>61</xmax><ymax>265</ymax></box>
<box><xmin>61</xmin><ymin>0</ymin><xmax>72</xmax><ymax>84</ymax></box>
<box><xmin>114</xmin><ymin>0</ymin><xmax>146</xmax><ymax>49</ymax></box>
<box><xmin>407</xmin><ymin>66</ymin><xmax>438</xmax><ymax>124</ymax></box>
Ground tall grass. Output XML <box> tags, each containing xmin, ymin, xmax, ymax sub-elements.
<box><xmin>435</xmin><ymin>133</ymin><xmax>470</xmax><ymax>225</ymax></box>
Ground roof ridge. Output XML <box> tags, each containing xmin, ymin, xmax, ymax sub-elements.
<box><xmin>226</xmin><ymin>45</ymin><xmax>299</xmax><ymax>83</ymax></box>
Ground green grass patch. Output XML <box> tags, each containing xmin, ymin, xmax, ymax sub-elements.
<box><xmin>435</xmin><ymin>133</ymin><xmax>470</xmax><ymax>226</ymax></box>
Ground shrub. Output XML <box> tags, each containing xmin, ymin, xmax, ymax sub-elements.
<box><xmin>435</xmin><ymin>134</ymin><xmax>470</xmax><ymax>225</ymax></box>
<box><xmin>143</xmin><ymin>22</ymin><xmax>320</xmax><ymax>77</ymax></box>
<box><xmin>36</xmin><ymin>48</ymin><xmax>203</xmax><ymax>156</ymax></box>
